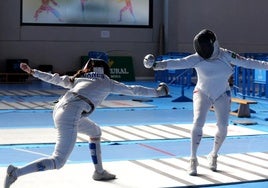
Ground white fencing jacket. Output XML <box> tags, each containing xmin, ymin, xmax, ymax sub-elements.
<box><xmin>32</xmin><ymin>70</ymin><xmax>159</xmax><ymax>109</ymax></box>
<box><xmin>154</xmin><ymin>44</ymin><xmax>268</xmax><ymax>100</ymax></box>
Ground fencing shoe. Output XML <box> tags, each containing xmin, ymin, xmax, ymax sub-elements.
<box><xmin>4</xmin><ymin>165</ymin><xmax>18</xmax><ymax>188</ymax></box>
<box><xmin>207</xmin><ymin>153</ymin><xmax>218</xmax><ymax>171</ymax></box>
<box><xmin>188</xmin><ymin>158</ymin><xmax>198</xmax><ymax>176</ymax></box>
<box><xmin>92</xmin><ymin>170</ymin><xmax>116</xmax><ymax>181</ymax></box>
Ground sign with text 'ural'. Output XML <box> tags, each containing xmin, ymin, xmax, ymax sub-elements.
<box><xmin>108</xmin><ymin>56</ymin><xmax>135</xmax><ymax>81</ymax></box>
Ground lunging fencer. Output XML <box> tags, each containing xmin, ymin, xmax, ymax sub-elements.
<box><xmin>144</xmin><ymin>29</ymin><xmax>268</xmax><ymax>176</ymax></box>
<box><xmin>4</xmin><ymin>59</ymin><xmax>169</xmax><ymax>188</ymax></box>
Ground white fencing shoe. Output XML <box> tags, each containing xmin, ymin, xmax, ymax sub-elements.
<box><xmin>188</xmin><ymin>158</ymin><xmax>198</xmax><ymax>176</ymax></box>
<box><xmin>92</xmin><ymin>170</ymin><xmax>116</xmax><ymax>181</ymax></box>
<box><xmin>207</xmin><ymin>153</ymin><xmax>218</xmax><ymax>171</ymax></box>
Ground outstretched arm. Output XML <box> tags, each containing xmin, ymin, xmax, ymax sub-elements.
<box><xmin>225</xmin><ymin>50</ymin><xmax>268</xmax><ymax>70</ymax></box>
<box><xmin>109</xmin><ymin>79</ymin><xmax>169</xmax><ymax>97</ymax></box>
<box><xmin>20</xmin><ymin>63</ymin><xmax>73</xmax><ymax>89</ymax></box>
<box><xmin>143</xmin><ymin>54</ymin><xmax>199</xmax><ymax>70</ymax></box>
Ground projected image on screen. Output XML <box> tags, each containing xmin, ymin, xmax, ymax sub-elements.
<box><xmin>21</xmin><ymin>0</ymin><xmax>152</xmax><ymax>27</ymax></box>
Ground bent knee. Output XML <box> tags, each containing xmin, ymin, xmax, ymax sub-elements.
<box><xmin>52</xmin><ymin>156</ymin><xmax>68</xmax><ymax>169</ymax></box>
<box><xmin>91</xmin><ymin>126</ymin><xmax>102</xmax><ymax>138</ymax></box>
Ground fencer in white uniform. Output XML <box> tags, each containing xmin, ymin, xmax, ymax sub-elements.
<box><xmin>4</xmin><ymin>59</ymin><xmax>169</xmax><ymax>188</ymax></box>
<box><xmin>144</xmin><ymin>29</ymin><xmax>268</xmax><ymax>176</ymax></box>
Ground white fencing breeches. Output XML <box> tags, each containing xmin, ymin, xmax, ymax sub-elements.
<box><xmin>16</xmin><ymin>100</ymin><xmax>101</xmax><ymax>177</ymax></box>
<box><xmin>190</xmin><ymin>90</ymin><xmax>231</xmax><ymax>158</ymax></box>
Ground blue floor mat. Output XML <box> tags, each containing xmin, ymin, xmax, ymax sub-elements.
<box><xmin>1</xmin><ymin>80</ymin><xmax>268</xmax><ymax>187</ymax></box>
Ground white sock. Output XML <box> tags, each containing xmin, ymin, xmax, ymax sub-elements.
<box><xmin>211</xmin><ymin>125</ymin><xmax>228</xmax><ymax>156</ymax></box>
<box><xmin>190</xmin><ymin>125</ymin><xmax>203</xmax><ymax>159</ymax></box>
<box><xmin>16</xmin><ymin>158</ymin><xmax>56</xmax><ymax>177</ymax></box>
<box><xmin>89</xmin><ymin>139</ymin><xmax>103</xmax><ymax>173</ymax></box>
